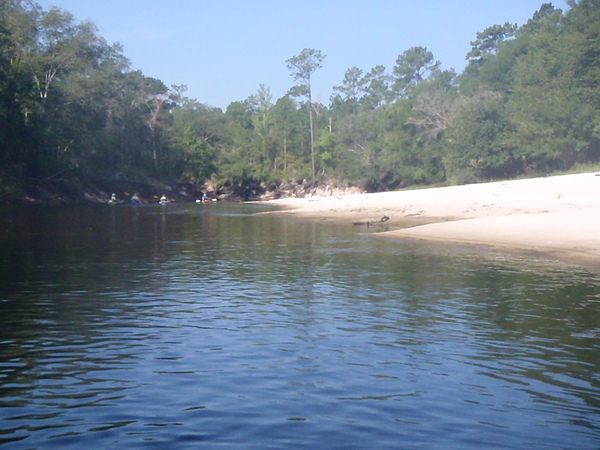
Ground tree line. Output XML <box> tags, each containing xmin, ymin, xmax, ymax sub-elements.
<box><xmin>1</xmin><ymin>0</ymin><xmax>598</xmax><ymax>200</ymax></box>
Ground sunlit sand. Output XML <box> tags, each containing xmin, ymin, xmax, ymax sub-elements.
<box><xmin>262</xmin><ymin>172</ymin><xmax>600</xmax><ymax>264</ymax></box>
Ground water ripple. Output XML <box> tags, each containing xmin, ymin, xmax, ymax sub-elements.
<box><xmin>1</xmin><ymin>204</ymin><xmax>599</xmax><ymax>448</ymax></box>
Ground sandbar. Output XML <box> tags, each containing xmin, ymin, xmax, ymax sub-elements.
<box><xmin>260</xmin><ymin>172</ymin><xmax>600</xmax><ymax>265</ymax></box>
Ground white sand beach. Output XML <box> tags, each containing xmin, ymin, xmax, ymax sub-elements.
<box><xmin>262</xmin><ymin>172</ymin><xmax>600</xmax><ymax>264</ymax></box>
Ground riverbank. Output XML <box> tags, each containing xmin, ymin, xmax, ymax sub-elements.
<box><xmin>261</xmin><ymin>172</ymin><xmax>600</xmax><ymax>265</ymax></box>
<box><xmin>0</xmin><ymin>170</ymin><xmax>211</xmax><ymax>205</ymax></box>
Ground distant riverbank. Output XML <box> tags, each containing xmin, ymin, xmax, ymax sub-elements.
<box><xmin>262</xmin><ymin>172</ymin><xmax>600</xmax><ymax>265</ymax></box>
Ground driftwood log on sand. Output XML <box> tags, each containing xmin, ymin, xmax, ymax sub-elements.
<box><xmin>352</xmin><ymin>214</ymin><xmax>390</xmax><ymax>227</ymax></box>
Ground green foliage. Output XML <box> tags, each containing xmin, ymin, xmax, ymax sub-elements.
<box><xmin>445</xmin><ymin>91</ymin><xmax>517</xmax><ymax>182</ymax></box>
<box><xmin>332</xmin><ymin>66</ymin><xmax>364</xmax><ymax>102</ymax></box>
<box><xmin>392</xmin><ymin>46</ymin><xmax>436</xmax><ymax>98</ymax></box>
<box><xmin>360</xmin><ymin>65</ymin><xmax>391</xmax><ymax>109</ymax></box>
<box><xmin>170</xmin><ymin>101</ymin><xmax>223</xmax><ymax>182</ymax></box>
<box><xmin>505</xmin><ymin>0</ymin><xmax>600</xmax><ymax>172</ymax></box>
<box><xmin>1</xmin><ymin>1</ymin><xmax>598</xmax><ymax>200</ymax></box>
<box><xmin>466</xmin><ymin>22</ymin><xmax>517</xmax><ymax>62</ymax></box>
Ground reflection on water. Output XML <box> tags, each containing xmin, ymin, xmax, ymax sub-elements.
<box><xmin>0</xmin><ymin>203</ymin><xmax>599</xmax><ymax>448</ymax></box>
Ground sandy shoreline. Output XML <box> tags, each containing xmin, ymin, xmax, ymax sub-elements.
<box><xmin>259</xmin><ymin>172</ymin><xmax>600</xmax><ymax>265</ymax></box>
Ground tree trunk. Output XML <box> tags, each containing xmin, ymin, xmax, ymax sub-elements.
<box><xmin>283</xmin><ymin>136</ymin><xmax>287</xmax><ymax>173</ymax></box>
<box><xmin>308</xmin><ymin>76</ymin><xmax>316</xmax><ymax>182</ymax></box>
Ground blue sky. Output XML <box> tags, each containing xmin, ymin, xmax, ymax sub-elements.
<box><xmin>36</xmin><ymin>0</ymin><xmax>569</xmax><ymax>110</ymax></box>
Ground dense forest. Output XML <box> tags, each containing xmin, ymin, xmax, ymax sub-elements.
<box><xmin>0</xmin><ymin>0</ymin><xmax>598</xmax><ymax>202</ymax></box>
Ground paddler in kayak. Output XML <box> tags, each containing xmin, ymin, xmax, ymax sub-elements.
<box><xmin>130</xmin><ymin>193</ymin><xmax>142</xmax><ymax>205</ymax></box>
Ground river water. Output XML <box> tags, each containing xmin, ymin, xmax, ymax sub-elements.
<box><xmin>0</xmin><ymin>202</ymin><xmax>599</xmax><ymax>448</ymax></box>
